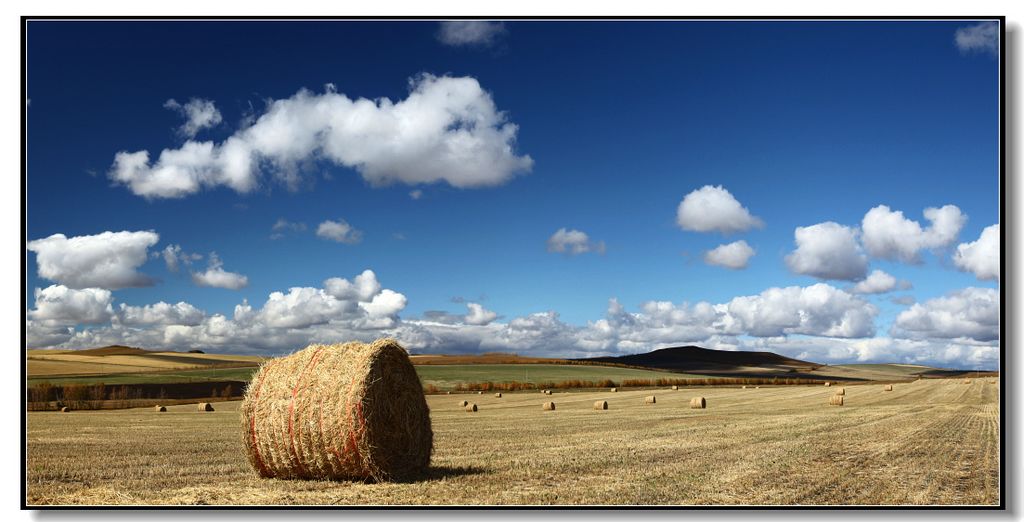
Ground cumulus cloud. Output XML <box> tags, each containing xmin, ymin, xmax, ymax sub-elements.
<box><xmin>464</xmin><ymin>303</ymin><xmax>498</xmax><ymax>325</ymax></box>
<box><xmin>324</xmin><ymin>270</ymin><xmax>381</xmax><ymax>301</ymax></box>
<box><xmin>158</xmin><ymin>244</ymin><xmax>202</xmax><ymax>272</ymax></box>
<box><xmin>269</xmin><ymin>219</ymin><xmax>307</xmax><ymax>240</ymax></box>
<box><xmin>723</xmin><ymin>283</ymin><xmax>877</xmax><ymax>338</ymax></box>
<box><xmin>316</xmin><ymin>219</ymin><xmax>363</xmax><ymax>244</ymax></box>
<box><xmin>703</xmin><ymin>240</ymin><xmax>755</xmax><ymax>269</ymax></box>
<box><xmin>191</xmin><ymin>253</ymin><xmax>248</xmax><ymax>290</ymax></box>
<box><xmin>546</xmin><ymin>228</ymin><xmax>606</xmax><ymax>256</ymax></box>
<box><xmin>110</xmin><ymin>75</ymin><xmax>533</xmax><ymax>199</ymax></box>
<box><xmin>861</xmin><ymin>204</ymin><xmax>965</xmax><ymax>263</ymax></box>
<box><xmin>437</xmin><ymin>21</ymin><xmax>506</xmax><ymax>47</ymax></box>
<box><xmin>676</xmin><ymin>185</ymin><xmax>763</xmax><ymax>234</ymax></box>
<box><xmin>117</xmin><ymin>301</ymin><xmax>205</xmax><ymax>326</ymax></box>
<box><xmin>785</xmin><ymin>222</ymin><xmax>868</xmax><ymax>281</ymax></box>
<box><xmin>29</xmin><ymin>285</ymin><xmax>114</xmax><ymax>325</ymax></box>
<box><xmin>955</xmin><ymin>22</ymin><xmax>999</xmax><ymax>55</ymax></box>
<box><xmin>852</xmin><ymin>269</ymin><xmax>899</xmax><ymax>294</ymax></box>
<box><xmin>28</xmin><ymin>231</ymin><xmax>159</xmax><ymax>289</ymax></box>
<box><xmin>164</xmin><ymin>98</ymin><xmax>223</xmax><ymax>138</ymax></box>
<box><xmin>892</xmin><ymin>287</ymin><xmax>999</xmax><ymax>342</ymax></box>
<box><xmin>953</xmin><ymin>224</ymin><xmax>999</xmax><ymax>281</ymax></box>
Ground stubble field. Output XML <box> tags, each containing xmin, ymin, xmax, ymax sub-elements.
<box><xmin>26</xmin><ymin>378</ymin><xmax>999</xmax><ymax>506</ymax></box>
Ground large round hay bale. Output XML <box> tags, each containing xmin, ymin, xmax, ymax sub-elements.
<box><xmin>742</xmin><ymin>385</ymin><xmax>747</xmax><ymax>389</ymax></box>
<box><xmin>240</xmin><ymin>338</ymin><xmax>432</xmax><ymax>482</ymax></box>
<box><xmin>835</xmin><ymin>388</ymin><xmax>845</xmax><ymax>396</ymax></box>
<box><xmin>459</xmin><ymin>400</ymin><xmax>469</xmax><ymax>407</ymax></box>
<box><xmin>829</xmin><ymin>395</ymin><xmax>844</xmax><ymax>406</ymax></box>
<box><xmin>671</xmin><ymin>385</ymin><xmax>678</xmax><ymax>390</ymax></box>
<box><xmin>690</xmin><ymin>397</ymin><xmax>706</xmax><ymax>409</ymax></box>
<box><xmin>594</xmin><ymin>400</ymin><xmax>608</xmax><ymax>410</ymax></box>
<box><xmin>610</xmin><ymin>388</ymin><xmax>617</xmax><ymax>392</ymax></box>
<box><xmin>477</xmin><ymin>391</ymin><xmax>483</xmax><ymax>395</ymax></box>
<box><xmin>59</xmin><ymin>406</ymin><xmax>69</xmax><ymax>413</ymax></box>
<box><xmin>824</xmin><ymin>382</ymin><xmax>831</xmax><ymax>387</ymax></box>
<box><xmin>154</xmin><ymin>405</ymin><xmax>167</xmax><ymax>412</ymax></box>
<box><xmin>964</xmin><ymin>379</ymin><xmax>972</xmax><ymax>384</ymax></box>
<box><xmin>198</xmin><ymin>402</ymin><xmax>214</xmax><ymax>411</ymax></box>
<box><xmin>494</xmin><ymin>393</ymin><xmax>502</xmax><ymax>398</ymax></box>
<box><xmin>466</xmin><ymin>403</ymin><xmax>478</xmax><ymax>412</ymax></box>
<box><xmin>884</xmin><ymin>384</ymin><xmax>893</xmax><ymax>392</ymax></box>
<box><xmin>644</xmin><ymin>395</ymin><xmax>656</xmax><ymax>404</ymax></box>
<box><xmin>543</xmin><ymin>401</ymin><xmax>556</xmax><ymax>411</ymax></box>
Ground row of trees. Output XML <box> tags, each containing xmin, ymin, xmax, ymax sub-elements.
<box><xmin>424</xmin><ymin>376</ymin><xmax>834</xmax><ymax>394</ymax></box>
<box><xmin>26</xmin><ymin>382</ymin><xmax>237</xmax><ymax>411</ymax></box>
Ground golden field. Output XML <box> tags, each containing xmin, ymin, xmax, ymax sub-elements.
<box><xmin>26</xmin><ymin>377</ymin><xmax>998</xmax><ymax>506</ymax></box>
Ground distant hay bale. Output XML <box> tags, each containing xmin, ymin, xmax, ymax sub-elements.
<box><xmin>446</xmin><ymin>391</ymin><xmax>451</xmax><ymax>395</ymax></box>
<box><xmin>240</xmin><ymin>338</ymin><xmax>432</xmax><ymax>482</ymax></box>
<box><xmin>755</xmin><ymin>386</ymin><xmax>760</xmax><ymax>389</ymax></box>
<box><xmin>459</xmin><ymin>400</ymin><xmax>469</xmax><ymax>407</ymax></box>
<box><xmin>742</xmin><ymin>385</ymin><xmax>747</xmax><ymax>389</ymax></box>
<box><xmin>198</xmin><ymin>402</ymin><xmax>214</xmax><ymax>411</ymax></box>
<box><xmin>884</xmin><ymin>384</ymin><xmax>893</xmax><ymax>392</ymax></box>
<box><xmin>610</xmin><ymin>388</ymin><xmax>617</xmax><ymax>392</ymax></box>
<box><xmin>689</xmin><ymin>397</ymin><xmax>706</xmax><ymax>409</ymax></box>
<box><xmin>154</xmin><ymin>405</ymin><xmax>167</xmax><ymax>412</ymax></box>
<box><xmin>593</xmin><ymin>400</ymin><xmax>608</xmax><ymax>410</ymax></box>
<box><xmin>59</xmin><ymin>406</ymin><xmax>69</xmax><ymax>412</ymax></box>
<box><xmin>477</xmin><ymin>391</ymin><xmax>483</xmax><ymax>395</ymax></box>
<box><xmin>494</xmin><ymin>392</ymin><xmax>502</xmax><ymax>398</ymax></box>
<box><xmin>824</xmin><ymin>382</ymin><xmax>831</xmax><ymax>387</ymax></box>
<box><xmin>466</xmin><ymin>403</ymin><xmax>478</xmax><ymax>412</ymax></box>
<box><xmin>543</xmin><ymin>401</ymin><xmax>556</xmax><ymax>411</ymax></box>
<box><xmin>835</xmin><ymin>388</ymin><xmax>845</xmax><ymax>396</ymax></box>
<box><xmin>829</xmin><ymin>395</ymin><xmax>844</xmax><ymax>406</ymax></box>
<box><xmin>964</xmin><ymin>379</ymin><xmax>972</xmax><ymax>384</ymax></box>
<box><xmin>544</xmin><ymin>390</ymin><xmax>553</xmax><ymax>395</ymax></box>
<box><xmin>672</xmin><ymin>385</ymin><xmax>678</xmax><ymax>390</ymax></box>
<box><xmin>990</xmin><ymin>380</ymin><xmax>997</xmax><ymax>384</ymax></box>
<box><xmin>644</xmin><ymin>395</ymin><xmax>656</xmax><ymax>404</ymax></box>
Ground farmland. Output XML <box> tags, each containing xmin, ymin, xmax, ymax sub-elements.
<box><xmin>26</xmin><ymin>377</ymin><xmax>999</xmax><ymax>506</ymax></box>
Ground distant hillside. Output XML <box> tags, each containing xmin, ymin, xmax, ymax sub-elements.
<box><xmin>74</xmin><ymin>345</ymin><xmax>154</xmax><ymax>356</ymax></box>
<box><xmin>581</xmin><ymin>345</ymin><xmax>820</xmax><ymax>374</ymax></box>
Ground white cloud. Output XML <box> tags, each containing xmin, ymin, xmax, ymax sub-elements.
<box><xmin>861</xmin><ymin>204</ymin><xmax>966</xmax><ymax>263</ymax></box>
<box><xmin>703</xmin><ymin>240</ymin><xmax>755</xmax><ymax>269</ymax></box>
<box><xmin>676</xmin><ymin>185</ymin><xmax>763</xmax><ymax>234</ymax></box>
<box><xmin>158</xmin><ymin>244</ymin><xmax>202</xmax><ymax>272</ymax></box>
<box><xmin>191</xmin><ymin>253</ymin><xmax>248</xmax><ymax>290</ymax></box>
<box><xmin>953</xmin><ymin>224</ymin><xmax>999</xmax><ymax>281</ymax></box>
<box><xmin>955</xmin><ymin>22</ymin><xmax>999</xmax><ymax>55</ymax></box>
<box><xmin>852</xmin><ymin>269</ymin><xmax>898</xmax><ymax>294</ymax></box>
<box><xmin>269</xmin><ymin>219</ymin><xmax>307</xmax><ymax>240</ymax></box>
<box><xmin>464</xmin><ymin>303</ymin><xmax>498</xmax><ymax>325</ymax></box>
<box><xmin>117</xmin><ymin>301</ymin><xmax>205</xmax><ymax>326</ymax></box>
<box><xmin>437</xmin><ymin>21</ymin><xmax>506</xmax><ymax>46</ymax></box>
<box><xmin>892</xmin><ymin>287</ymin><xmax>999</xmax><ymax>342</ymax></box>
<box><xmin>28</xmin><ymin>231</ymin><xmax>159</xmax><ymax>289</ymax></box>
<box><xmin>546</xmin><ymin>228</ymin><xmax>605</xmax><ymax>255</ymax></box>
<box><xmin>785</xmin><ymin>222</ymin><xmax>868</xmax><ymax>281</ymax></box>
<box><xmin>359</xmin><ymin>289</ymin><xmax>408</xmax><ymax>319</ymax></box>
<box><xmin>409</xmin><ymin>189</ymin><xmax>423</xmax><ymax>200</ymax></box>
<box><xmin>164</xmin><ymin>98</ymin><xmax>223</xmax><ymax>138</ymax></box>
<box><xmin>316</xmin><ymin>219</ymin><xmax>363</xmax><ymax>244</ymax></box>
<box><xmin>723</xmin><ymin>283</ymin><xmax>877</xmax><ymax>338</ymax></box>
<box><xmin>324</xmin><ymin>270</ymin><xmax>382</xmax><ymax>301</ymax></box>
<box><xmin>29</xmin><ymin>285</ymin><xmax>114</xmax><ymax>325</ymax></box>
<box><xmin>110</xmin><ymin>75</ymin><xmax>533</xmax><ymax>199</ymax></box>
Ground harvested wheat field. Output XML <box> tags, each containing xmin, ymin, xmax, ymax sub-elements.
<box><xmin>26</xmin><ymin>378</ymin><xmax>998</xmax><ymax>506</ymax></box>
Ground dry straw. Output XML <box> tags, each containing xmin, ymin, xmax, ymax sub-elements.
<box><xmin>459</xmin><ymin>400</ymin><xmax>469</xmax><ymax>407</ymax></box>
<box><xmin>610</xmin><ymin>388</ymin><xmax>617</xmax><ymax>392</ymax></box>
<box><xmin>835</xmin><ymin>388</ymin><xmax>845</xmax><ymax>396</ymax></box>
<box><xmin>239</xmin><ymin>338</ymin><xmax>433</xmax><ymax>482</ymax></box>
<box><xmin>644</xmin><ymin>395</ymin><xmax>656</xmax><ymax>404</ymax></box>
<box><xmin>824</xmin><ymin>382</ymin><xmax>831</xmax><ymax>387</ymax></box>
<box><xmin>543</xmin><ymin>401</ymin><xmax>556</xmax><ymax>411</ymax></box>
<box><xmin>672</xmin><ymin>385</ymin><xmax>678</xmax><ymax>390</ymax></box>
<box><xmin>198</xmin><ymin>402</ymin><xmax>214</xmax><ymax>411</ymax></box>
<box><xmin>829</xmin><ymin>395</ymin><xmax>844</xmax><ymax>406</ymax></box>
<box><xmin>964</xmin><ymin>379</ymin><xmax>972</xmax><ymax>384</ymax></box>
<box><xmin>594</xmin><ymin>400</ymin><xmax>608</xmax><ymax>410</ymax></box>
<box><xmin>690</xmin><ymin>397</ymin><xmax>706</xmax><ymax>409</ymax></box>
<box><xmin>60</xmin><ymin>407</ymin><xmax>69</xmax><ymax>413</ymax></box>
<box><xmin>742</xmin><ymin>385</ymin><xmax>747</xmax><ymax>389</ymax></box>
<box><xmin>466</xmin><ymin>403</ymin><xmax>478</xmax><ymax>412</ymax></box>
<box><xmin>884</xmin><ymin>384</ymin><xmax>893</xmax><ymax>392</ymax></box>
<box><xmin>494</xmin><ymin>393</ymin><xmax>502</xmax><ymax>398</ymax></box>
<box><xmin>154</xmin><ymin>405</ymin><xmax>167</xmax><ymax>412</ymax></box>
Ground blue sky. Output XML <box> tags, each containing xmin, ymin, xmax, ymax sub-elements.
<box><xmin>25</xmin><ymin>20</ymin><xmax>1001</xmax><ymax>368</ymax></box>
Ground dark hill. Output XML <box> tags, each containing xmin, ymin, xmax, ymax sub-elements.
<box><xmin>581</xmin><ymin>345</ymin><xmax>820</xmax><ymax>374</ymax></box>
<box><xmin>75</xmin><ymin>345</ymin><xmax>155</xmax><ymax>356</ymax></box>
